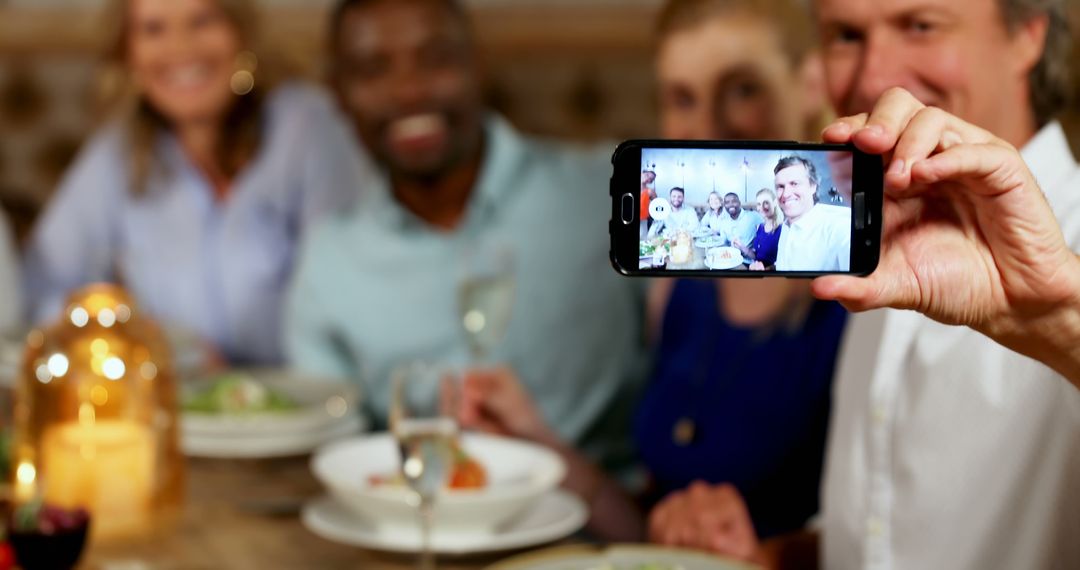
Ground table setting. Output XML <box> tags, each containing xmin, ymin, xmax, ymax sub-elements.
<box><xmin>0</xmin><ymin>279</ymin><xmax>756</xmax><ymax>570</ymax></box>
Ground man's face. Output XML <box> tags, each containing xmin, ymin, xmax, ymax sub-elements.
<box><xmin>775</xmin><ymin>164</ymin><xmax>817</xmax><ymax>222</ymax></box>
<box><xmin>332</xmin><ymin>0</ymin><xmax>484</xmax><ymax>178</ymax></box>
<box><xmin>815</xmin><ymin>0</ymin><xmax>1037</xmax><ymax>138</ymax></box>
<box><xmin>670</xmin><ymin>190</ymin><xmax>685</xmax><ymax>208</ymax></box>
<box><xmin>724</xmin><ymin>194</ymin><xmax>742</xmax><ymax>218</ymax></box>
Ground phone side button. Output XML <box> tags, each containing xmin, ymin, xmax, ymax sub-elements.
<box><xmin>853</xmin><ymin>193</ymin><xmax>866</xmax><ymax>230</ymax></box>
<box><xmin>620</xmin><ymin>193</ymin><xmax>635</xmax><ymax>225</ymax></box>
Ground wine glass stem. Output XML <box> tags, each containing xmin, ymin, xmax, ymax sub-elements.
<box><xmin>418</xmin><ymin>497</ymin><xmax>435</xmax><ymax>570</ymax></box>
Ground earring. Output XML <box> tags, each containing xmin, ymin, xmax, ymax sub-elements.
<box><xmin>230</xmin><ymin>51</ymin><xmax>259</xmax><ymax>96</ymax></box>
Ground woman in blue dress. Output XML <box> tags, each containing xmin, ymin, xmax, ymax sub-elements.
<box><xmin>23</xmin><ymin>0</ymin><xmax>368</xmax><ymax>365</ymax></box>
<box><xmin>454</xmin><ymin>0</ymin><xmax>847</xmax><ymax>551</ymax></box>
<box><xmin>735</xmin><ymin>187</ymin><xmax>783</xmax><ymax>270</ymax></box>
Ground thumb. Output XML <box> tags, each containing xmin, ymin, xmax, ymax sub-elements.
<box><xmin>812</xmin><ymin>270</ymin><xmax>918</xmax><ymax>314</ymax></box>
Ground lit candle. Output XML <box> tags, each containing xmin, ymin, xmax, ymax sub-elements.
<box><xmin>41</xmin><ymin>419</ymin><xmax>155</xmax><ymax>538</ymax></box>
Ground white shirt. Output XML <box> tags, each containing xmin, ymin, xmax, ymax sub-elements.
<box><xmin>823</xmin><ymin>121</ymin><xmax>1080</xmax><ymax>570</ymax></box>
<box><xmin>650</xmin><ymin>206</ymin><xmax>700</xmax><ymax>238</ymax></box>
<box><xmin>775</xmin><ymin>203</ymin><xmax>850</xmax><ymax>271</ymax></box>
<box><xmin>0</xmin><ymin>211</ymin><xmax>19</xmax><ymax>332</ymax></box>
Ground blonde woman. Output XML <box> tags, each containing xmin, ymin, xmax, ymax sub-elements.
<box><xmin>700</xmin><ymin>191</ymin><xmax>727</xmax><ymax>235</ymax></box>
<box><xmin>455</xmin><ymin>0</ymin><xmax>848</xmax><ymax>546</ymax></box>
<box><xmin>741</xmin><ymin>187</ymin><xmax>783</xmax><ymax>270</ymax></box>
<box><xmin>24</xmin><ymin>0</ymin><xmax>368</xmax><ymax>365</ymax></box>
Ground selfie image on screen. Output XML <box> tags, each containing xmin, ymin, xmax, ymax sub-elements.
<box><xmin>639</xmin><ymin>148</ymin><xmax>853</xmax><ymax>273</ymax></box>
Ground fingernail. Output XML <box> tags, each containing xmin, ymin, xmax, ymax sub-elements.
<box><xmin>888</xmin><ymin>159</ymin><xmax>905</xmax><ymax>175</ymax></box>
<box><xmin>862</xmin><ymin>124</ymin><xmax>885</xmax><ymax>137</ymax></box>
<box><xmin>824</xmin><ymin>122</ymin><xmax>851</xmax><ymax>135</ymax></box>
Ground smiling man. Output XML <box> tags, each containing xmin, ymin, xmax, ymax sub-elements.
<box><xmin>772</xmin><ymin>156</ymin><xmax>849</xmax><ymax>272</ymax></box>
<box><xmin>644</xmin><ymin>0</ymin><xmax>1080</xmax><ymax>568</ymax></box>
<box><xmin>285</xmin><ymin>0</ymin><xmax>645</xmax><ymax>472</ymax></box>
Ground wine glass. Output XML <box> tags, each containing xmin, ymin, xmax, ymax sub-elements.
<box><xmin>458</xmin><ymin>242</ymin><xmax>516</xmax><ymax>363</ymax></box>
<box><xmin>390</xmin><ymin>363</ymin><xmax>460</xmax><ymax>570</ymax></box>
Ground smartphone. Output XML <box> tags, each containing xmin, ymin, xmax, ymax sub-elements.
<box><xmin>609</xmin><ymin>140</ymin><xmax>883</xmax><ymax>278</ymax></box>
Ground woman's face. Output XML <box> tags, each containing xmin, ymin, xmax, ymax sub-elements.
<box><xmin>657</xmin><ymin>15</ymin><xmax>804</xmax><ymax>140</ymax></box>
<box><xmin>757</xmin><ymin>194</ymin><xmax>775</xmax><ymax>218</ymax></box>
<box><xmin>127</xmin><ymin>0</ymin><xmax>242</xmax><ymax>126</ymax></box>
<box><xmin>708</xmin><ymin>193</ymin><xmax>722</xmax><ymax>211</ymax></box>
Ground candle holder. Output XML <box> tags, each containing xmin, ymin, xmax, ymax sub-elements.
<box><xmin>11</xmin><ymin>284</ymin><xmax>184</xmax><ymax>539</ymax></box>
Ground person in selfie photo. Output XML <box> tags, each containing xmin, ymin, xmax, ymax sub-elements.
<box><xmin>285</xmin><ymin>0</ymin><xmax>647</xmax><ymax>533</ymax></box>
<box><xmin>641</xmin><ymin>170</ymin><xmax>658</xmax><ymax>239</ymax></box>
<box><xmin>648</xmin><ymin>186</ymin><xmax>701</xmax><ymax>238</ymax></box>
<box><xmin>742</xmin><ymin>187</ymin><xmax>783</xmax><ymax>270</ymax></box>
<box><xmin>699</xmin><ymin>191</ymin><xmax>728</xmax><ymax>235</ymax></box>
<box><xmin>651</xmin><ymin>0</ymin><xmax>1080</xmax><ymax>566</ymax></box>
<box><xmin>771</xmin><ymin>155</ymin><xmax>850</xmax><ymax>272</ymax></box>
<box><xmin>21</xmin><ymin>0</ymin><xmax>368</xmax><ymax>366</ymax></box>
<box><xmin>456</xmin><ymin>0</ymin><xmax>848</xmax><ymax>544</ymax></box>
<box><xmin>715</xmin><ymin>192</ymin><xmax>762</xmax><ymax>264</ymax></box>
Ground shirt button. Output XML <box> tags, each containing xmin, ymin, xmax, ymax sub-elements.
<box><xmin>867</xmin><ymin>516</ymin><xmax>885</xmax><ymax>538</ymax></box>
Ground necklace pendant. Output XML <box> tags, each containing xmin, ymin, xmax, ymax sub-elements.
<box><xmin>673</xmin><ymin>417</ymin><xmax>696</xmax><ymax>446</ymax></box>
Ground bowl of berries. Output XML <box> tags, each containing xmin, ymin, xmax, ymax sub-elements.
<box><xmin>7</xmin><ymin>501</ymin><xmax>90</xmax><ymax>570</ymax></box>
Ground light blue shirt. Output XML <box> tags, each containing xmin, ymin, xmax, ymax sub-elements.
<box><xmin>0</xmin><ymin>212</ymin><xmax>19</xmax><ymax>332</ymax></box>
<box><xmin>286</xmin><ymin>116</ymin><xmax>647</xmax><ymax>468</ymax></box>
<box><xmin>23</xmin><ymin>83</ymin><xmax>368</xmax><ymax>364</ymax></box>
<box><xmin>719</xmin><ymin>209</ymin><xmax>763</xmax><ymax>264</ymax></box>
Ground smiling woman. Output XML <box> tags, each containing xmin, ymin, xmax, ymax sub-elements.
<box><xmin>22</xmin><ymin>0</ymin><xmax>371</xmax><ymax>366</ymax></box>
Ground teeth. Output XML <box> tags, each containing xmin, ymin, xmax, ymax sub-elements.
<box><xmin>167</xmin><ymin>65</ymin><xmax>211</xmax><ymax>88</ymax></box>
<box><xmin>390</xmin><ymin>113</ymin><xmax>446</xmax><ymax>140</ymax></box>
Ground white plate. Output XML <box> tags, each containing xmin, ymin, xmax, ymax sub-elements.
<box><xmin>181</xmin><ymin>370</ymin><xmax>359</xmax><ymax>438</ymax></box>
<box><xmin>312</xmin><ymin>432</ymin><xmax>566</xmax><ymax>535</ymax></box>
<box><xmin>182</xmin><ymin>415</ymin><xmax>364</xmax><ymax>459</ymax></box>
<box><xmin>301</xmin><ymin>489</ymin><xmax>586</xmax><ymax>555</ymax></box>
<box><xmin>704</xmin><ymin>247</ymin><xmax>744</xmax><ymax>270</ymax></box>
<box><xmin>490</xmin><ymin>544</ymin><xmax>756</xmax><ymax>570</ymax></box>
<box><xmin>694</xmin><ymin>236</ymin><xmax>727</xmax><ymax>250</ymax></box>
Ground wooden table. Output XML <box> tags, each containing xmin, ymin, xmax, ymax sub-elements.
<box><xmin>81</xmin><ymin>457</ymin><xmax>542</xmax><ymax>570</ymax></box>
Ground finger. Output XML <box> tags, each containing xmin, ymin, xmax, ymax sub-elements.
<box><xmin>822</xmin><ymin>113</ymin><xmax>868</xmax><ymax>143</ymax></box>
<box><xmin>811</xmin><ymin>267</ymin><xmax>919</xmax><ymax>313</ymax></box>
<box><xmin>911</xmin><ymin>143</ymin><xmax>1034</xmax><ymax>198</ymax></box>
<box><xmin>888</xmin><ymin>108</ymin><xmax>999</xmax><ymax>190</ymax></box>
<box><xmin>850</xmin><ymin>87</ymin><xmax>926</xmax><ymax>155</ymax></box>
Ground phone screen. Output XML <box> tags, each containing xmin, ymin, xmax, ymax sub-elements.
<box><xmin>612</xmin><ymin>141</ymin><xmax>881</xmax><ymax>278</ymax></box>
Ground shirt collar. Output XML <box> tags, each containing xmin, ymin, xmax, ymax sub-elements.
<box><xmin>371</xmin><ymin>114</ymin><xmax>527</xmax><ymax>233</ymax></box>
<box><xmin>1020</xmin><ymin>121</ymin><xmax>1076</xmax><ymax>203</ymax></box>
<box><xmin>784</xmin><ymin>202</ymin><xmax>822</xmax><ymax>230</ymax></box>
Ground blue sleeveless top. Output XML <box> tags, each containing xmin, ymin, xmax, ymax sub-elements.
<box><xmin>634</xmin><ymin>279</ymin><xmax>847</xmax><ymax>538</ymax></box>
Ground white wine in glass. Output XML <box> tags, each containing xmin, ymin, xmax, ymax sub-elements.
<box><xmin>458</xmin><ymin>244</ymin><xmax>515</xmax><ymax>362</ymax></box>
<box><xmin>390</xmin><ymin>363</ymin><xmax>460</xmax><ymax>570</ymax></box>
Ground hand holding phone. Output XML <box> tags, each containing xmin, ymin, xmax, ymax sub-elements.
<box><xmin>610</xmin><ymin>140</ymin><xmax>883</xmax><ymax>278</ymax></box>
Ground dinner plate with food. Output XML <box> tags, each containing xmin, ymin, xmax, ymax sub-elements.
<box><xmin>489</xmin><ymin>544</ymin><xmax>756</xmax><ymax>570</ymax></box>
<box><xmin>704</xmin><ymin>247</ymin><xmax>744</xmax><ymax>270</ymax></box>
<box><xmin>180</xmin><ymin>370</ymin><xmax>362</xmax><ymax>458</ymax></box>
<box><xmin>306</xmin><ymin>432</ymin><xmax>576</xmax><ymax>551</ymax></box>
<box><xmin>694</xmin><ymin>235</ymin><xmax>727</xmax><ymax>250</ymax></box>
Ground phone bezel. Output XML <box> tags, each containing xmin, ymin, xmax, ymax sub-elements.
<box><xmin>609</xmin><ymin>139</ymin><xmax>883</xmax><ymax>278</ymax></box>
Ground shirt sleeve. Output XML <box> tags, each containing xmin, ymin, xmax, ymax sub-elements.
<box><xmin>22</xmin><ymin>130</ymin><xmax>122</xmax><ymax>325</ymax></box>
<box><xmin>0</xmin><ymin>211</ymin><xmax>21</xmax><ymax>332</ymax></box>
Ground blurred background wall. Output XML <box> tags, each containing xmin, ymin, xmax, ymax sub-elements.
<box><xmin>0</xmin><ymin>0</ymin><xmax>1079</xmax><ymax>245</ymax></box>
